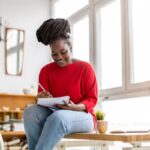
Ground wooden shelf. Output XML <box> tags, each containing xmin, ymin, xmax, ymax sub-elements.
<box><xmin>0</xmin><ymin>110</ymin><xmax>23</xmax><ymax>122</ymax></box>
<box><xmin>0</xmin><ymin>131</ymin><xmax>26</xmax><ymax>140</ymax></box>
<box><xmin>0</xmin><ymin>93</ymin><xmax>35</xmax><ymax>98</ymax></box>
<box><xmin>0</xmin><ymin>93</ymin><xmax>36</xmax><ymax>110</ymax></box>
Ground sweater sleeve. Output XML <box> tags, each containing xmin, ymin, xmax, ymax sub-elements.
<box><xmin>80</xmin><ymin>64</ymin><xmax>98</xmax><ymax>112</ymax></box>
<box><xmin>38</xmin><ymin>65</ymin><xmax>50</xmax><ymax>93</ymax></box>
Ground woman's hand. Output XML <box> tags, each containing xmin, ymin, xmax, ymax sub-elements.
<box><xmin>56</xmin><ymin>100</ymin><xmax>86</xmax><ymax>111</ymax></box>
<box><xmin>35</xmin><ymin>91</ymin><xmax>53</xmax><ymax>102</ymax></box>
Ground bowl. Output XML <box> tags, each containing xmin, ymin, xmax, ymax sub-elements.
<box><xmin>23</xmin><ymin>88</ymin><xmax>32</xmax><ymax>95</ymax></box>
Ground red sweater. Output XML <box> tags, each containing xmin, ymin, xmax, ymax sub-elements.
<box><xmin>38</xmin><ymin>60</ymin><xmax>98</xmax><ymax>125</ymax></box>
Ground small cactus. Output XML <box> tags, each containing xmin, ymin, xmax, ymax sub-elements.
<box><xmin>95</xmin><ymin>110</ymin><xmax>105</xmax><ymax>120</ymax></box>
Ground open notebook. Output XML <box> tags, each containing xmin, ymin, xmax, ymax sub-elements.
<box><xmin>37</xmin><ymin>96</ymin><xmax>70</xmax><ymax>108</ymax></box>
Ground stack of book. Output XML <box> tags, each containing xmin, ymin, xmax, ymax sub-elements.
<box><xmin>4</xmin><ymin>138</ymin><xmax>28</xmax><ymax>150</ymax></box>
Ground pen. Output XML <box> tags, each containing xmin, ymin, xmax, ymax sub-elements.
<box><xmin>38</xmin><ymin>83</ymin><xmax>46</xmax><ymax>92</ymax></box>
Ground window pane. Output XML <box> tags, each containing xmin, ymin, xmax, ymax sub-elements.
<box><xmin>102</xmin><ymin>97</ymin><xmax>150</xmax><ymax>131</ymax></box>
<box><xmin>130</xmin><ymin>0</ymin><xmax>150</xmax><ymax>83</ymax></box>
<box><xmin>72</xmin><ymin>16</ymin><xmax>89</xmax><ymax>62</ymax></box>
<box><xmin>97</xmin><ymin>0</ymin><xmax>122</xmax><ymax>89</ymax></box>
<box><xmin>53</xmin><ymin>0</ymin><xmax>88</xmax><ymax>18</ymax></box>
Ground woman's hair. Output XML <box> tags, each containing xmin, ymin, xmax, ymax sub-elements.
<box><xmin>36</xmin><ymin>18</ymin><xmax>71</xmax><ymax>47</ymax></box>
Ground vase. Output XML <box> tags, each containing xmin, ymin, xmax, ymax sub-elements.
<box><xmin>97</xmin><ymin>120</ymin><xmax>108</xmax><ymax>133</ymax></box>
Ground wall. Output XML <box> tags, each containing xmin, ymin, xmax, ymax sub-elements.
<box><xmin>0</xmin><ymin>0</ymin><xmax>51</xmax><ymax>94</ymax></box>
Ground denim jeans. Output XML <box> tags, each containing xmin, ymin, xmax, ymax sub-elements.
<box><xmin>23</xmin><ymin>105</ymin><xmax>94</xmax><ymax>150</ymax></box>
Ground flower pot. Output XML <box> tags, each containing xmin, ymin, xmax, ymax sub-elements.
<box><xmin>97</xmin><ymin>120</ymin><xmax>108</xmax><ymax>133</ymax></box>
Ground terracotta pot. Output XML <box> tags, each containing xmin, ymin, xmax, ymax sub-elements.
<box><xmin>97</xmin><ymin>120</ymin><xmax>108</xmax><ymax>133</ymax></box>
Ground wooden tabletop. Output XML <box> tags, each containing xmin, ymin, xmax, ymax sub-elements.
<box><xmin>65</xmin><ymin>132</ymin><xmax>150</xmax><ymax>142</ymax></box>
<box><xmin>1</xmin><ymin>131</ymin><xmax>150</xmax><ymax>142</ymax></box>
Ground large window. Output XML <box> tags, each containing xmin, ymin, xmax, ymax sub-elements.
<box><xmin>50</xmin><ymin>0</ymin><xmax>150</xmax><ymax>98</ymax></box>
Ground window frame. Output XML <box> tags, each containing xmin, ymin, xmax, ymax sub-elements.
<box><xmin>50</xmin><ymin>0</ymin><xmax>150</xmax><ymax>101</ymax></box>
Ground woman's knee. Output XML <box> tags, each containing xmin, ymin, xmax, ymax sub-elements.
<box><xmin>24</xmin><ymin>105</ymin><xmax>53</xmax><ymax>125</ymax></box>
<box><xmin>23</xmin><ymin>105</ymin><xmax>36</xmax><ymax>121</ymax></box>
<box><xmin>50</xmin><ymin>110</ymin><xmax>94</xmax><ymax>134</ymax></box>
<box><xmin>23</xmin><ymin>105</ymin><xmax>43</xmax><ymax>121</ymax></box>
<box><xmin>46</xmin><ymin>111</ymin><xmax>68</xmax><ymax>134</ymax></box>
<box><xmin>47</xmin><ymin>110</ymin><xmax>67</xmax><ymax>123</ymax></box>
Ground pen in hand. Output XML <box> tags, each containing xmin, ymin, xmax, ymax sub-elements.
<box><xmin>38</xmin><ymin>83</ymin><xmax>53</xmax><ymax>97</ymax></box>
<box><xmin>39</xmin><ymin>83</ymin><xmax>46</xmax><ymax>92</ymax></box>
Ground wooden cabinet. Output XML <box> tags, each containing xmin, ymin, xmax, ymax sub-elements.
<box><xmin>0</xmin><ymin>110</ymin><xmax>23</xmax><ymax>122</ymax></box>
<box><xmin>0</xmin><ymin>93</ymin><xmax>36</xmax><ymax>122</ymax></box>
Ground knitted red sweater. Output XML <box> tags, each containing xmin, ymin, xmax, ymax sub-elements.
<box><xmin>38</xmin><ymin>60</ymin><xmax>98</xmax><ymax>125</ymax></box>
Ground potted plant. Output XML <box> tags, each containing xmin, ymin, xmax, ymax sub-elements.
<box><xmin>95</xmin><ymin>110</ymin><xmax>108</xmax><ymax>133</ymax></box>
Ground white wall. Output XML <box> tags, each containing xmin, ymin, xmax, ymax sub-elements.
<box><xmin>0</xmin><ymin>0</ymin><xmax>51</xmax><ymax>94</ymax></box>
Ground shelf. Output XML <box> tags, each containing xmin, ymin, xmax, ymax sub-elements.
<box><xmin>0</xmin><ymin>110</ymin><xmax>23</xmax><ymax>122</ymax></box>
<box><xmin>0</xmin><ymin>110</ymin><xmax>23</xmax><ymax>113</ymax></box>
<box><xmin>0</xmin><ymin>94</ymin><xmax>35</xmax><ymax>140</ymax></box>
<box><xmin>0</xmin><ymin>131</ymin><xmax>26</xmax><ymax>140</ymax></box>
<box><xmin>0</xmin><ymin>93</ymin><xmax>36</xmax><ymax>110</ymax></box>
<box><xmin>0</xmin><ymin>93</ymin><xmax>36</xmax><ymax>98</ymax></box>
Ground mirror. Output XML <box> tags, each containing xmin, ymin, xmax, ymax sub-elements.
<box><xmin>5</xmin><ymin>27</ymin><xmax>25</xmax><ymax>75</ymax></box>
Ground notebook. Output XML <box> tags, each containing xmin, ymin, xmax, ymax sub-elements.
<box><xmin>37</xmin><ymin>96</ymin><xmax>70</xmax><ymax>108</ymax></box>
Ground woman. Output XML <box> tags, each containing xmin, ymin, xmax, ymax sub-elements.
<box><xmin>23</xmin><ymin>18</ymin><xmax>98</xmax><ymax>150</ymax></box>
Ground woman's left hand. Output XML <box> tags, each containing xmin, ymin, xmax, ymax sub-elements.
<box><xmin>56</xmin><ymin>100</ymin><xmax>86</xmax><ymax>111</ymax></box>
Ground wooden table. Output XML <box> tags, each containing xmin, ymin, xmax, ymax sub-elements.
<box><xmin>1</xmin><ymin>131</ymin><xmax>150</xmax><ymax>150</ymax></box>
<box><xmin>64</xmin><ymin>132</ymin><xmax>150</xmax><ymax>150</ymax></box>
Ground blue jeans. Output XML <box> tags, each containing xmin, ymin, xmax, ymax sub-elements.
<box><xmin>23</xmin><ymin>105</ymin><xmax>94</xmax><ymax>150</ymax></box>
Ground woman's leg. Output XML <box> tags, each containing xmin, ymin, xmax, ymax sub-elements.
<box><xmin>23</xmin><ymin>105</ymin><xmax>53</xmax><ymax>150</ymax></box>
<box><xmin>35</xmin><ymin>110</ymin><xmax>94</xmax><ymax>150</ymax></box>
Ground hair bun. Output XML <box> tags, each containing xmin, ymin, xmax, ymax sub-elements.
<box><xmin>36</xmin><ymin>18</ymin><xmax>71</xmax><ymax>45</ymax></box>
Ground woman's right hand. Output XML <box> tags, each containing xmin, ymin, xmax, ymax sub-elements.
<box><xmin>35</xmin><ymin>91</ymin><xmax>53</xmax><ymax>102</ymax></box>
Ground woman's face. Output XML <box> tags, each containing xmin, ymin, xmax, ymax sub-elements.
<box><xmin>50</xmin><ymin>39</ymin><xmax>72</xmax><ymax>67</ymax></box>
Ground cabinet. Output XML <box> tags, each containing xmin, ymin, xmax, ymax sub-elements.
<box><xmin>0</xmin><ymin>110</ymin><xmax>23</xmax><ymax>122</ymax></box>
<box><xmin>0</xmin><ymin>93</ymin><xmax>35</xmax><ymax>122</ymax></box>
<box><xmin>0</xmin><ymin>93</ymin><xmax>35</xmax><ymax>149</ymax></box>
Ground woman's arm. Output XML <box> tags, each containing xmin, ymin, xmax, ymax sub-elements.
<box><xmin>56</xmin><ymin>100</ymin><xmax>86</xmax><ymax>111</ymax></box>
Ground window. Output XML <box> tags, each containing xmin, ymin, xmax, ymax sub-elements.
<box><xmin>72</xmin><ymin>16</ymin><xmax>89</xmax><ymax>62</ymax></box>
<box><xmin>102</xmin><ymin>96</ymin><xmax>150</xmax><ymax>131</ymax></box>
<box><xmin>50</xmin><ymin>0</ymin><xmax>150</xmax><ymax>107</ymax></box>
<box><xmin>96</xmin><ymin>0</ymin><xmax>122</xmax><ymax>90</ymax></box>
<box><xmin>51</xmin><ymin>0</ymin><xmax>89</xmax><ymax>62</ymax></box>
<box><xmin>129</xmin><ymin>0</ymin><xmax>150</xmax><ymax>84</ymax></box>
<box><xmin>50</xmin><ymin>1</ymin><xmax>150</xmax><ymax>148</ymax></box>
<box><xmin>51</xmin><ymin>0</ymin><xmax>88</xmax><ymax>18</ymax></box>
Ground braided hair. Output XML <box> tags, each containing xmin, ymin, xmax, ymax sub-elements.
<box><xmin>36</xmin><ymin>18</ymin><xmax>71</xmax><ymax>46</ymax></box>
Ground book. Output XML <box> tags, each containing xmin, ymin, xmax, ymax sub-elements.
<box><xmin>4</xmin><ymin>138</ymin><xmax>20</xmax><ymax>146</ymax></box>
<box><xmin>7</xmin><ymin>146</ymin><xmax>22</xmax><ymax>150</ymax></box>
<box><xmin>37</xmin><ymin>96</ymin><xmax>70</xmax><ymax>108</ymax></box>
